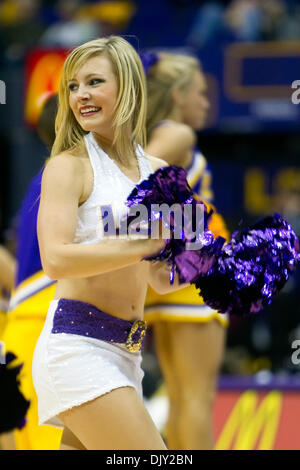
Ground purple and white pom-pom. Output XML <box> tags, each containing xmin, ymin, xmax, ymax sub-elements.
<box><xmin>125</xmin><ymin>166</ymin><xmax>299</xmax><ymax>316</ymax></box>
<box><xmin>193</xmin><ymin>213</ymin><xmax>300</xmax><ymax>316</ymax></box>
<box><xmin>125</xmin><ymin>166</ymin><xmax>221</xmax><ymax>283</ymax></box>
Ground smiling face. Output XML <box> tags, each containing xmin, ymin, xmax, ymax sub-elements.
<box><xmin>178</xmin><ymin>70</ymin><xmax>210</xmax><ymax>131</ymax></box>
<box><xmin>68</xmin><ymin>54</ymin><xmax>118</xmax><ymax>141</ymax></box>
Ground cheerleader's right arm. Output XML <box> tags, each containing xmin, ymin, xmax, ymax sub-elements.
<box><xmin>37</xmin><ymin>154</ymin><xmax>164</xmax><ymax>280</ymax></box>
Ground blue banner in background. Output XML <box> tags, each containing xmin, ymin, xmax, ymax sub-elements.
<box><xmin>211</xmin><ymin>162</ymin><xmax>300</xmax><ymax>225</ymax></box>
<box><xmin>199</xmin><ymin>41</ymin><xmax>300</xmax><ymax>133</ymax></box>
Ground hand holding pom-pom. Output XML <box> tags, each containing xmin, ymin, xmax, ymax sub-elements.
<box><xmin>125</xmin><ymin>166</ymin><xmax>299</xmax><ymax>316</ymax></box>
<box><xmin>126</xmin><ymin>166</ymin><xmax>220</xmax><ymax>283</ymax></box>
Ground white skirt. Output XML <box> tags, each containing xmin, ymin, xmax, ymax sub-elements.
<box><xmin>32</xmin><ymin>300</ymin><xmax>144</xmax><ymax>428</ymax></box>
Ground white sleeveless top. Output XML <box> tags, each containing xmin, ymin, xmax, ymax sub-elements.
<box><xmin>73</xmin><ymin>132</ymin><xmax>154</xmax><ymax>244</ymax></box>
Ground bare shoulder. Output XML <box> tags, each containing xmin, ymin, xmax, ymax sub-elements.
<box><xmin>151</xmin><ymin>121</ymin><xmax>196</xmax><ymax>148</ymax></box>
<box><xmin>145</xmin><ymin>154</ymin><xmax>169</xmax><ymax>172</ymax></box>
<box><xmin>42</xmin><ymin>150</ymin><xmax>85</xmax><ymax>196</ymax></box>
<box><xmin>43</xmin><ymin>150</ymin><xmax>85</xmax><ymax>178</ymax></box>
<box><xmin>146</xmin><ymin>122</ymin><xmax>196</xmax><ymax>166</ymax></box>
<box><xmin>44</xmin><ymin>150</ymin><xmax>82</xmax><ymax>170</ymax></box>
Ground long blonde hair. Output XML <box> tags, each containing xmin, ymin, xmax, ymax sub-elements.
<box><xmin>146</xmin><ymin>53</ymin><xmax>201</xmax><ymax>138</ymax></box>
<box><xmin>51</xmin><ymin>36</ymin><xmax>147</xmax><ymax>163</ymax></box>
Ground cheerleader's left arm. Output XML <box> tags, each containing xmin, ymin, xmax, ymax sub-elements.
<box><xmin>147</xmin><ymin>260</ymin><xmax>189</xmax><ymax>295</ymax></box>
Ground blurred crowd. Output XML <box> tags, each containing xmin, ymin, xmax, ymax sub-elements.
<box><xmin>181</xmin><ymin>0</ymin><xmax>300</xmax><ymax>48</ymax></box>
<box><xmin>0</xmin><ymin>0</ymin><xmax>136</xmax><ymax>61</ymax></box>
<box><xmin>1</xmin><ymin>0</ymin><xmax>300</xmax><ymax>64</ymax></box>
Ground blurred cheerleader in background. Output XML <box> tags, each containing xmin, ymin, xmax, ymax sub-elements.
<box><xmin>143</xmin><ymin>51</ymin><xmax>230</xmax><ymax>450</ymax></box>
<box><xmin>1</xmin><ymin>95</ymin><xmax>63</xmax><ymax>450</ymax></box>
<box><xmin>0</xmin><ymin>245</ymin><xmax>15</xmax><ymax>338</ymax></box>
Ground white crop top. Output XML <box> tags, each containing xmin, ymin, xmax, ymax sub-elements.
<box><xmin>73</xmin><ymin>132</ymin><xmax>154</xmax><ymax>244</ymax></box>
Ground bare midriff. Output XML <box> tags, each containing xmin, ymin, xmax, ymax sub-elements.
<box><xmin>53</xmin><ymin>260</ymin><xmax>149</xmax><ymax>321</ymax></box>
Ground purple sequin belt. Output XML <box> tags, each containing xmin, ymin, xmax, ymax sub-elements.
<box><xmin>51</xmin><ymin>298</ymin><xmax>147</xmax><ymax>353</ymax></box>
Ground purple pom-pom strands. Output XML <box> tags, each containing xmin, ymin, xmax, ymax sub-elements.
<box><xmin>126</xmin><ymin>166</ymin><xmax>194</xmax><ymax>208</ymax></box>
<box><xmin>125</xmin><ymin>166</ymin><xmax>221</xmax><ymax>284</ymax></box>
<box><xmin>194</xmin><ymin>213</ymin><xmax>300</xmax><ymax>317</ymax></box>
<box><xmin>125</xmin><ymin>166</ymin><xmax>300</xmax><ymax>317</ymax></box>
